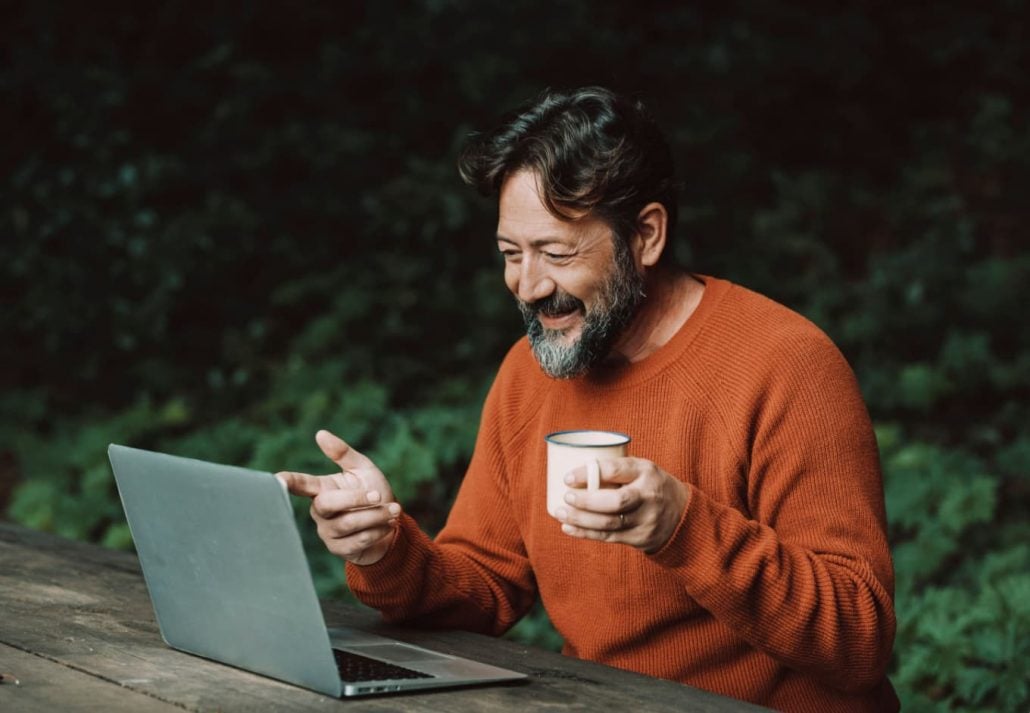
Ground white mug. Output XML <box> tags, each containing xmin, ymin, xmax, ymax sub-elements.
<box><xmin>544</xmin><ymin>430</ymin><xmax>630</xmax><ymax>518</ymax></box>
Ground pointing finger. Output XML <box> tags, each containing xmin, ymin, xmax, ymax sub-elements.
<box><xmin>276</xmin><ymin>471</ymin><xmax>339</xmax><ymax>498</ymax></box>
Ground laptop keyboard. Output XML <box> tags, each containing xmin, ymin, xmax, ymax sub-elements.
<box><xmin>333</xmin><ymin>649</ymin><xmax>435</xmax><ymax>682</ymax></box>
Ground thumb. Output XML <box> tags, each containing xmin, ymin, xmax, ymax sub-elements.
<box><xmin>314</xmin><ymin>429</ymin><xmax>395</xmax><ymax>501</ymax></box>
<box><xmin>315</xmin><ymin>429</ymin><xmax>374</xmax><ymax>472</ymax></box>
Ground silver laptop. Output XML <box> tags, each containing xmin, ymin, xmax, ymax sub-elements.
<box><xmin>108</xmin><ymin>444</ymin><xmax>527</xmax><ymax>697</ymax></box>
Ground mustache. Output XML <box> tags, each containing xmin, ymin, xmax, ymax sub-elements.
<box><xmin>519</xmin><ymin>290</ymin><xmax>585</xmax><ymax>320</ymax></box>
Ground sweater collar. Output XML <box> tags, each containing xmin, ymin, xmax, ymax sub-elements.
<box><xmin>561</xmin><ymin>274</ymin><xmax>730</xmax><ymax>391</ymax></box>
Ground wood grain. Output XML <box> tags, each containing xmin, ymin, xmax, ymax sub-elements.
<box><xmin>0</xmin><ymin>521</ymin><xmax>767</xmax><ymax>711</ymax></box>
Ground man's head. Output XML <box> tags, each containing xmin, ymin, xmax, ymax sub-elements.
<box><xmin>458</xmin><ymin>87</ymin><xmax>678</xmax><ymax>378</ymax></box>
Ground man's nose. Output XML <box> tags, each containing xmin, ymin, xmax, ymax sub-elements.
<box><xmin>516</xmin><ymin>258</ymin><xmax>555</xmax><ymax>303</ymax></box>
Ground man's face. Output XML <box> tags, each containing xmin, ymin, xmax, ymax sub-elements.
<box><xmin>496</xmin><ymin>170</ymin><xmax>644</xmax><ymax>379</ymax></box>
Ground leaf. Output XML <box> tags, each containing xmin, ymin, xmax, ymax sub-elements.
<box><xmin>937</xmin><ymin>473</ymin><xmax>997</xmax><ymax>533</ymax></box>
<box><xmin>954</xmin><ymin>666</ymin><xmax>996</xmax><ymax>705</ymax></box>
<box><xmin>897</xmin><ymin>363</ymin><xmax>952</xmax><ymax>412</ymax></box>
<box><xmin>101</xmin><ymin>522</ymin><xmax>134</xmax><ymax>551</ymax></box>
<box><xmin>7</xmin><ymin>479</ymin><xmax>60</xmax><ymax>531</ymax></box>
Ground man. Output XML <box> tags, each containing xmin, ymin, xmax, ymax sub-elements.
<box><xmin>279</xmin><ymin>87</ymin><xmax>899</xmax><ymax>712</ymax></box>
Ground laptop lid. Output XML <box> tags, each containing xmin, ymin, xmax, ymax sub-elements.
<box><xmin>108</xmin><ymin>444</ymin><xmax>344</xmax><ymax>697</ymax></box>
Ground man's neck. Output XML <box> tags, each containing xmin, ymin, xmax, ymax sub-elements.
<box><xmin>606</xmin><ymin>268</ymin><xmax>705</xmax><ymax>365</ymax></box>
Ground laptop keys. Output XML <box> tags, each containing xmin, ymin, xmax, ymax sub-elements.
<box><xmin>333</xmin><ymin>649</ymin><xmax>434</xmax><ymax>682</ymax></box>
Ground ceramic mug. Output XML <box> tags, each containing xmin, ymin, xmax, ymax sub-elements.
<box><xmin>544</xmin><ymin>430</ymin><xmax>630</xmax><ymax>518</ymax></box>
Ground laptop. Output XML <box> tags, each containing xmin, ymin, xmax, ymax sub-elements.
<box><xmin>107</xmin><ymin>444</ymin><xmax>527</xmax><ymax>697</ymax></box>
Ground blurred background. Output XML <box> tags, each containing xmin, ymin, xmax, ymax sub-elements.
<box><xmin>2</xmin><ymin>2</ymin><xmax>1028</xmax><ymax>710</ymax></box>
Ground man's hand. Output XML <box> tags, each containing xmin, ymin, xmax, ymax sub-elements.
<box><xmin>277</xmin><ymin>429</ymin><xmax>401</xmax><ymax>566</ymax></box>
<box><xmin>554</xmin><ymin>458</ymin><xmax>689</xmax><ymax>554</ymax></box>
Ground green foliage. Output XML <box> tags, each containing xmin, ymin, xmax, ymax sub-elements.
<box><xmin>879</xmin><ymin>430</ymin><xmax>1030</xmax><ymax>710</ymax></box>
<box><xmin>2</xmin><ymin>394</ymin><xmax>187</xmax><ymax>543</ymax></box>
<box><xmin>892</xmin><ymin>552</ymin><xmax>1030</xmax><ymax>712</ymax></box>
<box><xmin>883</xmin><ymin>439</ymin><xmax>996</xmax><ymax>586</ymax></box>
<box><xmin>504</xmin><ymin>601</ymin><xmax>565</xmax><ymax>652</ymax></box>
<box><xmin>3</xmin><ymin>2</ymin><xmax>1028</xmax><ymax>710</ymax></box>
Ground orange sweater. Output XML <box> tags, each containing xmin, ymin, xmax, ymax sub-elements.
<box><xmin>346</xmin><ymin>276</ymin><xmax>899</xmax><ymax>712</ymax></box>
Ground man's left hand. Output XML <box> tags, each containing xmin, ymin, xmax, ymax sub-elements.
<box><xmin>555</xmin><ymin>458</ymin><xmax>690</xmax><ymax>554</ymax></box>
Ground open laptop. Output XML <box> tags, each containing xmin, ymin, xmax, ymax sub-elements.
<box><xmin>107</xmin><ymin>444</ymin><xmax>527</xmax><ymax>697</ymax></box>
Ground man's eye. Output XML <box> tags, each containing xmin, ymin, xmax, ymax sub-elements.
<box><xmin>544</xmin><ymin>252</ymin><xmax>572</xmax><ymax>261</ymax></box>
<box><xmin>500</xmin><ymin>250</ymin><xmax>521</xmax><ymax>261</ymax></box>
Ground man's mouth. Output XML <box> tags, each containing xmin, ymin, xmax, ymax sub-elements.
<box><xmin>537</xmin><ymin>306</ymin><xmax>581</xmax><ymax>330</ymax></box>
<box><xmin>520</xmin><ymin>290</ymin><xmax>586</xmax><ymax>333</ymax></box>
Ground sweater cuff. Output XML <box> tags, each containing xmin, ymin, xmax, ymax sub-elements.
<box><xmin>344</xmin><ymin>513</ymin><xmax>418</xmax><ymax>592</ymax></box>
<box><xmin>646</xmin><ymin>484</ymin><xmax>762</xmax><ymax>605</ymax></box>
<box><xmin>647</xmin><ymin>482</ymin><xmax>697</xmax><ymax>569</ymax></box>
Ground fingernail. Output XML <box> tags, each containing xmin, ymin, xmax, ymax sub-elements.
<box><xmin>564</xmin><ymin>492</ymin><xmax>576</xmax><ymax>505</ymax></box>
<box><xmin>564</xmin><ymin>473</ymin><xmax>575</xmax><ymax>484</ymax></box>
<box><xmin>366</xmin><ymin>490</ymin><xmax>381</xmax><ymax>503</ymax></box>
<box><xmin>561</xmin><ymin>524</ymin><xmax>575</xmax><ymax>534</ymax></box>
<box><xmin>555</xmin><ymin>507</ymin><xmax>567</xmax><ymax>521</ymax></box>
<box><xmin>387</xmin><ymin>503</ymin><xmax>400</xmax><ymax>516</ymax></box>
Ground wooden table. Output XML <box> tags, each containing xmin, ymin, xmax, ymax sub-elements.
<box><xmin>0</xmin><ymin>521</ymin><xmax>768</xmax><ymax>712</ymax></box>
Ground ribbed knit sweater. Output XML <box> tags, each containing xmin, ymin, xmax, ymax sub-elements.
<box><xmin>346</xmin><ymin>275</ymin><xmax>899</xmax><ymax>712</ymax></box>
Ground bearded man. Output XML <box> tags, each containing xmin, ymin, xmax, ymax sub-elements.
<box><xmin>280</xmin><ymin>87</ymin><xmax>899</xmax><ymax>712</ymax></box>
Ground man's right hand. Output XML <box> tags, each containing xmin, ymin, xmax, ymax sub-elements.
<box><xmin>277</xmin><ymin>429</ymin><xmax>401</xmax><ymax>566</ymax></box>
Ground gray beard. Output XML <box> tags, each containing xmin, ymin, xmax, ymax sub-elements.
<box><xmin>517</xmin><ymin>241</ymin><xmax>645</xmax><ymax>379</ymax></box>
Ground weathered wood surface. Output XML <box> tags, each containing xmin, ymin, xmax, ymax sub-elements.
<box><xmin>0</xmin><ymin>642</ymin><xmax>183</xmax><ymax>712</ymax></box>
<box><xmin>0</xmin><ymin>521</ymin><xmax>768</xmax><ymax>712</ymax></box>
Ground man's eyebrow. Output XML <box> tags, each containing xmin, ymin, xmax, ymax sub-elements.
<box><xmin>496</xmin><ymin>235</ymin><xmax>569</xmax><ymax>248</ymax></box>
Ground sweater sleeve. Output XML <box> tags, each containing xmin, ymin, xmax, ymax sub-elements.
<box><xmin>650</xmin><ymin>331</ymin><xmax>896</xmax><ymax>693</ymax></box>
<box><xmin>344</xmin><ymin>368</ymin><xmax>537</xmax><ymax>636</ymax></box>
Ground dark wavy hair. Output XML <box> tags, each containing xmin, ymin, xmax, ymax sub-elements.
<box><xmin>457</xmin><ymin>86</ymin><xmax>678</xmax><ymax>259</ymax></box>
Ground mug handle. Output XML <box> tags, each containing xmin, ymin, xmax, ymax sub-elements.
<box><xmin>587</xmin><ymin>459</ymin><xmax>601</xmax><ymax>491</ymax></box>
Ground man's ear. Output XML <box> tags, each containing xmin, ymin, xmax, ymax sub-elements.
<box><xmin>633</xmin><ymin>202</ymin><xmax>668</xmax><ymax>268</ymax></box>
